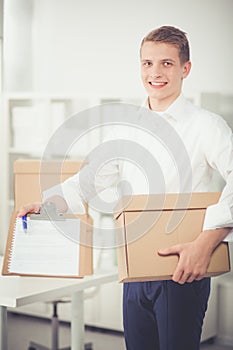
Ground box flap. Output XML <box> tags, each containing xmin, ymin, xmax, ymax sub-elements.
<box><xmin>114</xmin><ymin>192</ymin><xmax>221</xmax><ymax>219</ymax></box>
<box><xmin>14</xmin><ymin>159</ymin><xmax>85</xmax><ymax>174</ymax></box>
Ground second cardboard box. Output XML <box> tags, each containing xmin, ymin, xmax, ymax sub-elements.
<box><xmin>114</xmin><ymin>192</ymin><xmax>230</xmax><ymax>282</ymax></box>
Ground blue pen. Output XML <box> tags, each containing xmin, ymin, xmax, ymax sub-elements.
<box><xmin>22</xmin><ymin>215</ymin><xmax>27</xmax><ymax>233</ymax></box>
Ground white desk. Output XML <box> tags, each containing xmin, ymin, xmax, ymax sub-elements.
<box><xmin>0</xmin><ymin>258</ymin><xmax>118</xmax><ymax>350</ymax></box>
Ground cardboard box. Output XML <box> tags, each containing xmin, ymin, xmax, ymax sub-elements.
<box><xmin>114</xmin><ymin>192</ymin><xmax>230</xmax><ymax>282</ymax></box>
<box><xmin>14</xmin><ymin>159</ymin><xmax>87</xmax><ymax>211</ymax></box>
<box><xmin>14</xmin><ymin>159</ymin><xmax>93</xmax><ymax>276</ymax></box>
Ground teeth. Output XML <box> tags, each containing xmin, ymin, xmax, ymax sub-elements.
<box><xmin>150</xmin><ymin>82</ymin><xmax>165</xmax><ymax>86</ymax></box>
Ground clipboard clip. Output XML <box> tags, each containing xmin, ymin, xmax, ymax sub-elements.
<box><xmin>30</xmin><ymin>202</ymin><xmax>65</xmax><ymax>221</ymax></box>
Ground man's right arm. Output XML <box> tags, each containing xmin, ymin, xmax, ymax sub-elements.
<box><xmin>18</xmin><ymin>158</ymin><xmax>120</xmax><ymax>216</ymax></box>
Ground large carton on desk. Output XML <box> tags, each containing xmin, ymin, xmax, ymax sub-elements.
<box><xmin>14</xmin><ymin>159</ymin><xmax>86</xmax><ymax>210</ymax></box>
<box><xmin>114</xmin><ymin>193</ymin><xmax>230</xmax><ymax>282</ymax></box>
<box><xmin>14</xmin><ymin>159</ymin><xmax>93</xmax><ymax>276</ymax></box>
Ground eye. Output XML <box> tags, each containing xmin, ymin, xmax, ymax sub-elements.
<box><xmin>142</xmin><ymin>61</ymin><xmax>152</xmax><ymax>67</ymax></box>
<box><xmin>163</xmin><ymin>61</ymin><xmax>173</xmax><ymax>67</ymax></box>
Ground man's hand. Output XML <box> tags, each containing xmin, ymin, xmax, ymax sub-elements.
<box><xmin>18</xmin><ymin>202</ymin><xmax>42</xmax><ymax>217</ymax></box>
<box><xmin>158</xmin><ymin>240</ymin><xmax>212</xmax><ymax>284</ymax></box>
<box><xmin>18</xmin><ymin>196</ymin><xmax>68</xmax><ymax>217</ymax></box>
<box><xmin>158</xmin><ymin>227</ymin><xmax>231</xmax><ymax>284</ymax></box>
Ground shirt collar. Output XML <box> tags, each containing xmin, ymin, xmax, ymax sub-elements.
<box><xmin>144</xmin><ymin>94</ymin><xmax>191</xmax><ymax>122</ymax></box>
<box><xmin>165</xmin><ymin>94</ymin><xmax>188</xmax><ymax>121</ymax></box>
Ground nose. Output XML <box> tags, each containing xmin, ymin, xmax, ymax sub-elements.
<box><xmin>150</xmin><ymin>64</ymin><xmax>162</xmax><ymax>78</ymax></box>
<box><xmin>150</xmin><ymin>71</ymin><xmax>162</xmax><ymax>78</ymax></box>
<box><xmin>150</xmin><ymin>73</ymin><xmax>161</xmax><ymax>79</ymax></box>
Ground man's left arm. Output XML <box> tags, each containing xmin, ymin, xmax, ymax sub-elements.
<box><xmin>159</xmin><ymin>115</ymin><xmax>233</xmax><ymax>284</ymax></box>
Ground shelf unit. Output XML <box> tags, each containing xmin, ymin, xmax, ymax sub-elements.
<box><xmin>1</xmin><ymin>93</ymin><xmax>106</xmax><ymax>251</ymax></box>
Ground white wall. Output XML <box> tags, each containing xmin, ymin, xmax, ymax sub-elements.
<box><xmin>3</xmin><ymin>0</ymin><xmax>33</xmax><ymax>91</ymax></box>
<box><xmin>0</xmin><ymin>0</ymin><xmax>3</xmax><ymax>38</ymax></box>
<box><xmin>5</xmin><ymin>0</ymin><xmax>233</xmax><ymax>99</ymax></box>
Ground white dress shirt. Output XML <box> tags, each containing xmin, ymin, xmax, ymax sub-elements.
<box><xmin>44</xmin><ymin>94</ymin><xmax>233</xmax><ymax>241</ymax></box>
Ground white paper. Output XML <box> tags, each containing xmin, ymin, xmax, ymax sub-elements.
<box><xmin>9</xmin><ymin>218</ymin><xmax>80</xmax><ymax>276</ymax></box>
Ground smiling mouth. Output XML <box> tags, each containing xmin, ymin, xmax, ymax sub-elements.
<box><xmin>149</xmin><ymin>82</ymin><xmax>167</xmax><ymax>87</ymax></box>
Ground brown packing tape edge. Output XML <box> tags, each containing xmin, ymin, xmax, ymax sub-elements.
<box><xmin>123</xmin><ymin>212</ymin><xmax>130</xmax><ymax>280</ymax></box>
<box><xmin>119</xmin><ymin>268</ymin><xmax>231</xmax><ymax>283</ymax></box>
<box><xmin>114</xmin><ymin>192</ymin><xmax>222</xmax><ymax>214</ymax></box>
<box><xmin>116</xmin><ymin>208</ymin><xmax>209</xmax><ymax>216</ymax></box>
<box><xmin>79</xmin><ymin>217</ymin><xmax>87</xmax><ymax>277</ymax></box>
<box><xmin>85</xmin><ymin>215</ymin><xmax>94</xmax><ymax>275</ymax></box>
<box><xmin>115</xmin><ymin>212</ymin><xmax>129</xmax><ymax>281</ymax></box>
<box><xmin>120</xmin><ymin>275</ymin><xmax>174</xmax><ymax>283</ymax></box>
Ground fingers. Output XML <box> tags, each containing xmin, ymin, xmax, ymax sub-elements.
<box><xmin>186</xmin><ymin>274</ymin><xmax>200</xmax><ymax>283</ymax></box>
<box><xmin>173</xmin><ymin>273</ymin><xmax>204</xmax><ymax>284</ymax></box>
<box><xmin>158</xmin><ymin>243</ymin><xmax>208</xmax><ymax>284</ymax></box>
<box><xmin>165</xmin><ymin>244</ymin><xmax>205</xmax><ymax>284</ymax></box>
<box><xmin>158</xmin><ymin>244</ymin><xmax>180</xmax><ymax>256</ymax></box>
<box><xmin>158</xmin><ymin>245</ymin><xmax>190</xmax><ymax>284</ymax></box>
<box><xmin>18</xmin><ymin>202</ymin><xmax>41</xmax><ymax>217</ymax></box>
<box><xmin>172</xmin><ymin>264</ymin><xmax>205</xmax><ymax>284</ymax></box>
<box><xmin>173</xmin><ymin>271</ymin><xmax>200</xmax><ymax>284</ymax></box>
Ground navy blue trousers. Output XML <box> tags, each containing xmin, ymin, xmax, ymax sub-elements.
<box><xmin>123</xmin><ymin>278</ymin><xmax>210</xmax><ymax>350</ymax></box>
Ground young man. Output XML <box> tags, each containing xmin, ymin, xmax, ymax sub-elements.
<box><xmin>19</xmin><ymin>26</ymin><xmax>233</xmax><ymax>349</ymax></box>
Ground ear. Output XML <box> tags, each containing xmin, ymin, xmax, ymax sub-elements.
<box><xmin>182</xmin><ymin>61</ymin><xmax>191</xmax><ymax>79</ymax></box>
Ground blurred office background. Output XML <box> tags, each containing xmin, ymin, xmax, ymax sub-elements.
<box><xmin>0</xmin><ymin>0</ymin><xmax>233</xmax><ymax>348</ymax></box>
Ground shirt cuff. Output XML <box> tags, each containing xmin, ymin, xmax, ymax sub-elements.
<box><xmin>61</xmin><ymin>181</ymin><xmax>86</xmax><ymax>214</ymax></box>
<box><xmin>223</xmin><ymin>230</ymin><xmax>233</xmax><ymax>242</ymax></box>
<box><xmin>203</xmin><ymin>202</ymin><xmax>233</xmax><ymax>242</ymax></box>
<box><xmin>43</xmin><ymin>182</ymin><xmax>86</xmax><ymax>214</ymax></box>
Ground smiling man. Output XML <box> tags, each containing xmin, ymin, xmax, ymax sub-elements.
<box><xmin>19</xmin><ymin>26</ymin><xmax>233</xmax><ymax>350</ymax></box>
<box><xmin>122</xmin><ymin>26</ymin><xmax>233</xmax><ymax>350</ymax></box>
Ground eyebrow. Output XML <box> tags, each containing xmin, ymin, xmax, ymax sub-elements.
<box><xmin>141</xmin><ymin>58</ymin><xmax>176</xmax><ymax>63</ymax></box>
<box><xmin>161</xmin><ymin>58</ymin><xmax>176</xmax><ymax>62</ymax></box>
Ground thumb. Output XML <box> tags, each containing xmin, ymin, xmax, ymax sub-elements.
<box><xmin>158</xmin><ymin>245</ymin><xmax>180</xmax><ymax>256</ymax></box>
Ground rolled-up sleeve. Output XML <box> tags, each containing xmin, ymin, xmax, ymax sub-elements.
<box><xmin>43</xmin><ymin>159</ymin><xmax>120</xmax><ymax>214</ymax></box>
<box><xmin>202</xmin><ymin>116</ymin><xmax>233</xmax><ymax>241</ymax></box>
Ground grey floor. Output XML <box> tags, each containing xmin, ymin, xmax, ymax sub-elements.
<box><xmin>7</xmin><ymin>311</ymin><xmax>233</xmax><ymax>350</ymax></box>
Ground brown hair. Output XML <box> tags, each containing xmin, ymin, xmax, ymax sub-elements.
<box><xmin>140</xmin><ymin>26</ymin><xmax>190</xmax><ymax>64</ymax></box>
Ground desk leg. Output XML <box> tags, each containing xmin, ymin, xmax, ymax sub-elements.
<box><xmin>71</xmin><ymin>291</ymin><xmax>84</xmax><ymax>350</ymax></box>
<box><xmin>0</xmin><ymin>306</ymin><xmax>7</xmax><ymax>350</ymax></box>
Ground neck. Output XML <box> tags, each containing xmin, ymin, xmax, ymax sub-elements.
<box><xmin>148</xmin><ymin>92</ymin><xmax>181</xmax><ymax>112</ymax></box>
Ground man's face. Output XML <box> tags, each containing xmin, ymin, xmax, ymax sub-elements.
<box><xmin>140</xmin><ymin>41</ymin><xmax>191</xmax><ymax>110</ymax></box>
